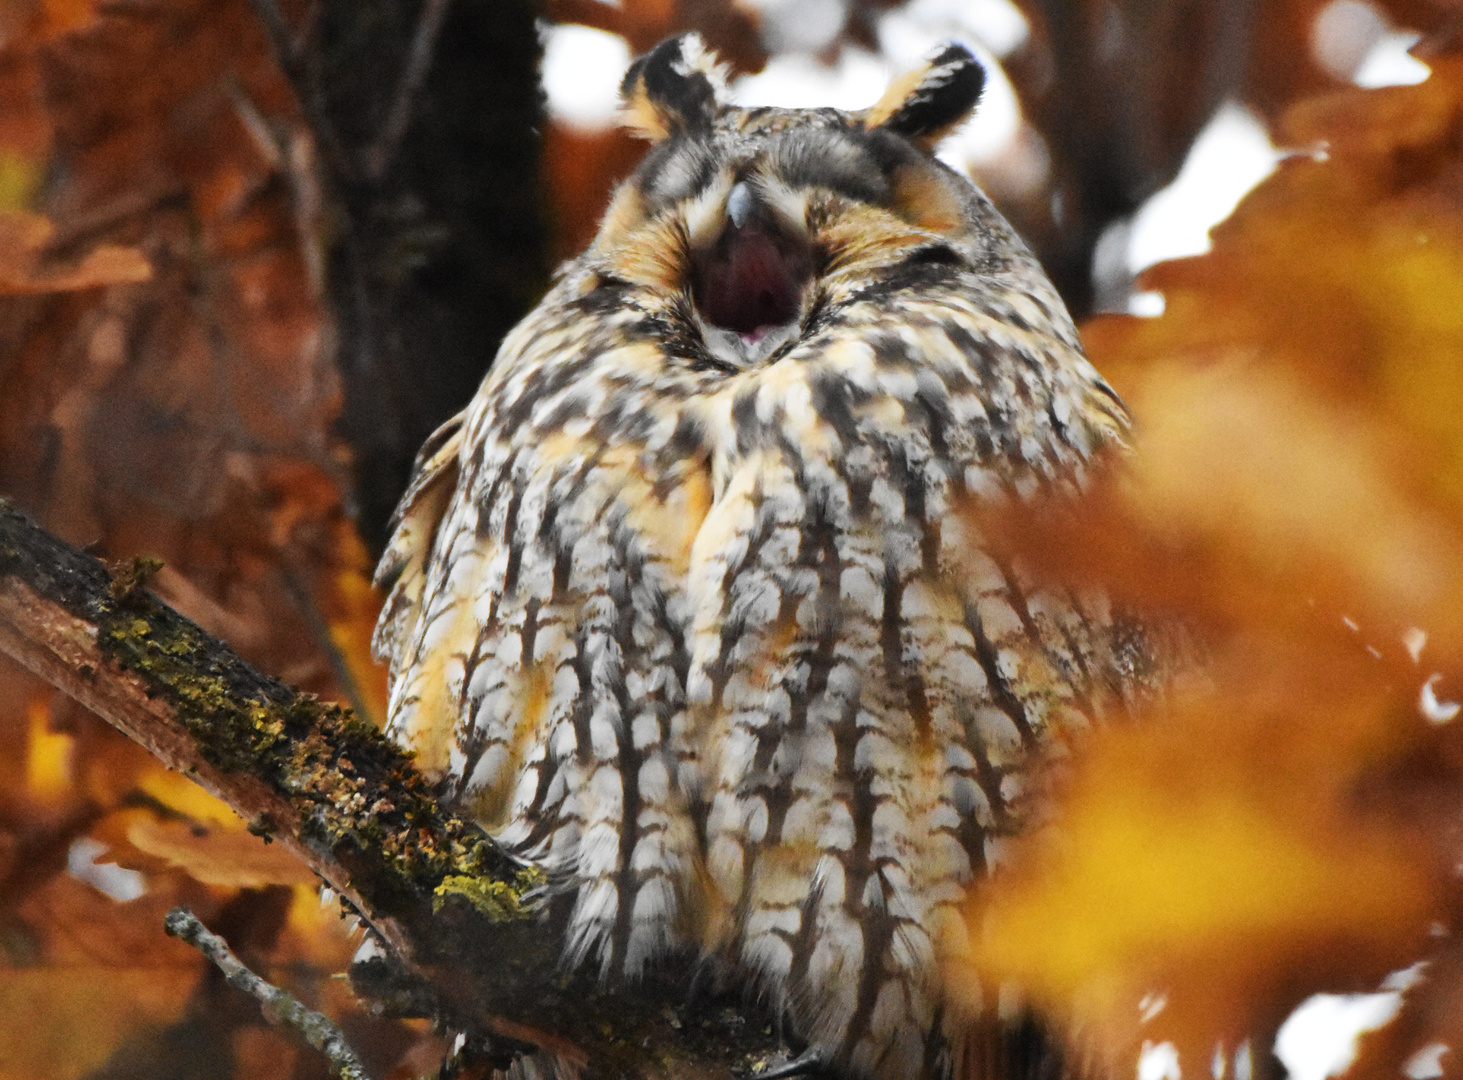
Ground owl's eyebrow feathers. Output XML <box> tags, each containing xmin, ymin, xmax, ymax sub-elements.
<box><xmin>641</xmin><ymin>124</ymin><xmax>900</xmax><ymax>217</ymax></box>
<box><xmin>642</xmin><ymin>139</ymin><xmax>722</xmax><ymax>207</ymax></box>
<box><xmin>763</xmin><ymin>127</ymin><xmax>890</xmax><ymax>206</ymax></box>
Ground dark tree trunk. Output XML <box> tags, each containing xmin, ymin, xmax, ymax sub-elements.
<box><xmin>308</xmin><ymin>0</ymin><xmax>551</xmax><ymax>554</ymax></box>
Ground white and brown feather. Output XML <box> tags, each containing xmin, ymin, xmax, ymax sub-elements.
<box><xmin>375</xmin><ymin>34</ymin><xmax>1141</xmax><ymax>1080</ymax></box>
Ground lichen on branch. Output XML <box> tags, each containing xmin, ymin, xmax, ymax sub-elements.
<box><xmin>0</xmin><ymin>499</ymin><xmax>790</xmax><ymax>1078</ymax></box>
<box><xmin>0</xmin><ymin>499</ymin><xmax>524</xmax><ymax>934</ymax></box>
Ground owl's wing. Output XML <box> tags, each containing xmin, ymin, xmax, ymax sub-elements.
<box><xmin>374</xmin><ymin>336</ymin><xmax>719</xmax><ymax>979</ymax></box>
<box><xmin>684</xmin><ymin>286</ymin><xmax>1129</xmax><ymax>1080</ymax></box>
<box><xmin>373</xmin><ymin>411</ymin><xmax>467</xmax><ymax>685</ymax></box>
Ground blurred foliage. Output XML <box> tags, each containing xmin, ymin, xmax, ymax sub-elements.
<box><xmin>0</xmin><ymin>0</ymin><xmax>408</xmax><ymax>1075</ymax></box>
<box><xmin>1</xmin><ymin>0</ymin><xmax>1462</xmax><ymax>1078</ymax></box>
<box><xmin>958</xmin><ymin>46</ymin><xmax>1463</xmax><ymax>1080</ymax></box>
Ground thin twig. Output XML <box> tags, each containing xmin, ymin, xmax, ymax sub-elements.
<box><xmin>245</xmin><ymin>0</ymin><xmax>302</xmax><ymax>71</ymax></box>
<box><xmin>226</xmin><ymin>77</ymin><xmax>286</xmax><ymax>170</ymax></box>
<box><xmin>226</xmin><ymin>77</ymin><xmax>330</xmax><ymax>296</ymax></box>
<box><xmin>165</xmin><ymin>908</ymin><xmax>372</xmax><ymax>1080</ymax></box>
<box><xmin>364</xmin><ymin>0</ymin><xmax>454</xmax><ymax>182</ymax></box>
<box><xmin>42</xmin><ymin>185</ymin><xmax>187</xmax><ymax>256</ymax></box>
<box><xmin>0</xmin><ymin>501</ymin><xmax>790</xmax><ymax>1077</ymax></box>
<box><xmin>246</xmin><ymin>0</ymin><xmax>358</xmax><ymax>184</ymax></box>
<box><xmin>276</xmin><ymin>561</ymin><xmax>381</xmax><ymax>728</ymax></box>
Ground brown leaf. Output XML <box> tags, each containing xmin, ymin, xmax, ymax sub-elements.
<box><xmin>0</xmin><ymin>210</ymin><xmax>149</xmax><ymax>294</ymax></box>
<box><xmin>0</xmin><ymin>969</ymin><xmax>196</xmax><ymax>1080</ymax></box>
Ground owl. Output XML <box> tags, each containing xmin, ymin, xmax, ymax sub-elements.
<box><xmin>373</xmin><ymin>34</ymin><xmax>1142</xmax><ymax>1080</ymax></box>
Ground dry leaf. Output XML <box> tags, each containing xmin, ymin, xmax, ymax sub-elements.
<box><xmin>119</xmin><ymin>817</ymin><xmax>318</xmax><ymax>889</ymax></box>
<box><xmin>0</xmin><ymin>210</ymin><xmax>149</xmax><ymax>294</ymax></box>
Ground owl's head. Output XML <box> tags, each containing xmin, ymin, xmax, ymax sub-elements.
<box><xmin>585</xmin><ymin>34</ymin><xmax>1018</xmax><ymax>371</ymax></box>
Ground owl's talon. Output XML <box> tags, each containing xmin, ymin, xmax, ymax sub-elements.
<box><xmin>753</xmin><ymin>1049</ymin><xmax>825</xmax><ymax>1080</ymax></box>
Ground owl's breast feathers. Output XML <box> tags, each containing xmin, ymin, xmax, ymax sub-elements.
<box><xmin>373</xmin><ymin>33</ymin><xmax>1142</xmax><ymax>1080</ymax></box>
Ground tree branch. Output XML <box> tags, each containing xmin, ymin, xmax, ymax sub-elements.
<box><xmin>0</xmin><ymin>500</ymin><xmax>784</xmax><ymax>1078</ymax></box>
<box><xmin>363</xmin><ymin>0</ymin><xmax>454</xmax><ymax>182</ymax></box>
<box><xmin>245</xmin><ymin>0</ymin><xmax>357</xmax><ymax>184</ymax></box>
<box><xmin>166</xmin><ymin>907</ymin><xmax>372</xmax><ymax>1080</ymax></box>
<box><xmin>0</xmin><ymin>501</ymin><xmax>515</xmax><ymax>957</ymax></box>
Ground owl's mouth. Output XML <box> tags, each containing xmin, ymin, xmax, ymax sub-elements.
<box><xmin>690</xmin><ymin>186</ymin><xmax>813</xmax><ymax>366</ymax></box>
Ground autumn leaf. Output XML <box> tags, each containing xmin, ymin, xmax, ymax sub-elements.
<box><xmin>952</xmin><ymin>42</ymin><xmax>1463</xmax><ymax>1079</ymax></box>
<box><xmin>0</xmin><ymin>3</ymin><xmax>388</xmax><ymax>1075</ymax></box>
<box><xmin>0</xmin><ymin>210</ymin><xmax>149</xmax><ymax>294</ymax></box>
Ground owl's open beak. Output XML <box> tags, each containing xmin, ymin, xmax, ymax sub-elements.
<box><xmin>690</xmin><ymin>181</ymin><xmax>812</xmax><ymax>348</ymax></box>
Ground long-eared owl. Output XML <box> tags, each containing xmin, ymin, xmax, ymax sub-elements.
<box><xmin>374</xmin><ymin>33</ymin><xmax>1140</xmax><ymax>1080</ymax></box>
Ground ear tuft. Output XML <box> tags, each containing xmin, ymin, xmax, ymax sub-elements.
<box><xmin>865</xmin><ymin>43</ymin><xmax>985</xmax><ymax>151</ymax></box>
<box><xmin>619</xmin><ymin>33</ymin><xmax>728</xmax><ymax>142</ymax></box>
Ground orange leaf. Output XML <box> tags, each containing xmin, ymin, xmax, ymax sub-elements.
<box><xmin>121</xmin><ymin>816</ymin><xmax>318</xmax><ymax>889</ymax></box>
<box><xmin>0</xmin><ymin>210</ymin><xmax>150</xmax><ymax>294</ymax></box>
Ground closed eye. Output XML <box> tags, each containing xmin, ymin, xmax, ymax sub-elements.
<box><xmin>644</xmin><ymin>139</ymin><xmax>722</xmax><ymax>206</ymax></box>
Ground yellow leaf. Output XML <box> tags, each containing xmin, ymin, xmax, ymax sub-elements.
<box><xmin>0</xmin><ymin>970</ymin><xmax>194</xmax><ymax>1080</ymax></box>
<box><xmin>24</xmin><ymin>693</ymin><xmax>70</xmax><ymax>802</ymax></box>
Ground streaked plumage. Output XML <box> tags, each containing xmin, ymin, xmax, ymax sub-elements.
<box><xmin>374</xmin><ymin>34</ymin><xmax>1144</xmax><ymax>1080</ymax></box>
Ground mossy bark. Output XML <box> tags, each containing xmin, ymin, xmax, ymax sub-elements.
<box><xmin>0</xmin><ymin>500</ymin><xmax>787</xmax><ymax>1079</ymax></box>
